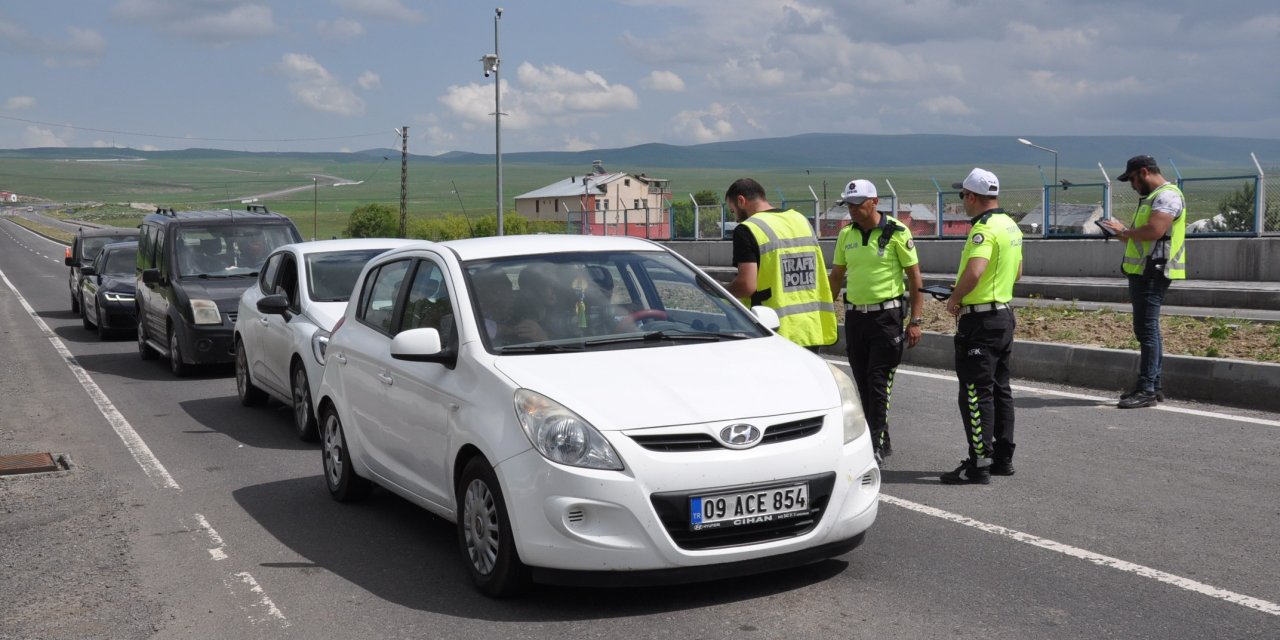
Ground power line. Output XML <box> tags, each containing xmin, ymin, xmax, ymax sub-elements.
<box><xmin>0</xmin><ymin>114</ymin><xmax>387</xmax><ymax>143</ymax></box>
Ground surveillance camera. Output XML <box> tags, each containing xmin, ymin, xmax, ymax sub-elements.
<box><xmin>484</xmin><ymin>70</ymin><xmax>490</xmax><ymax>78</ymax></box>
<box><xmin>496</xmin><ymin>7</ymin><xmax>503</xmax><ymax>16</ymax></box>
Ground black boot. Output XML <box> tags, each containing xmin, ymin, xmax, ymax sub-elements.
<box><xmin>991</xmin><ymin>442</ymin><xmax>1015</xmax><ymax>476</ymax></box>
<box><xmin>940</xmin><ymin>459</ymin><xmax>991</xmax><ymax>485</ymax></box>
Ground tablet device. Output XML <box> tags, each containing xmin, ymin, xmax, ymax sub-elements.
<box><xmin>1094</xmin><ymin>219</ymin><xmax>1116</xmax><ymax>237</ymax></box>
<box><xmin>919</xmin><ymin>284</ymin><xmax>954</xmax><ymax>300</ymax></box>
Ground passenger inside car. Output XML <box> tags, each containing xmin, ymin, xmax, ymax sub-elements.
<box><xmin>509</xmin><ymin>262</ymin><xmax>576</xmax><ymax>343</ymax></box>
<box><xmin>471</xmin><ymin>267</ymin><xmax>517</xmax><ymax>343</ymax></box>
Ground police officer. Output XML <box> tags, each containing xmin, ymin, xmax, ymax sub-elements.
<box><xmin>1099</xmin><ymin>155</ymin><xmax>1187</xmax><ymax>409</ymax></box>
<box><xmin>941</xmin><ymin>168</ymin><xmax>1023</xmax><ymax>485</ymax></box>
<box><xmin>826</xmin><ymin>179</ymin><xmax>923</xmax><ymax>465</ymax></box>
<box><xmin>725</xmin><ymin>178</ymin><xmax>837</xmax><ymax>350</ymax></box>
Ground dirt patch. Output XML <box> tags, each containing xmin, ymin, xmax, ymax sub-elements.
<box><xmin>916</xmin><ymin>299</ymin><xmax>1280</xmax><ymax>363</ymax></box>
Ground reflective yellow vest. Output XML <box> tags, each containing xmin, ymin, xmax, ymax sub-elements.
<box><xmin>1122</xmin><ymin>183</ymin><xmax>1187</xmax><ymax>280</ymax></box>
<box><xmin>739</xmin><ymin>210</ymin><xmax>838</xmax><ymax>347</ymax></box>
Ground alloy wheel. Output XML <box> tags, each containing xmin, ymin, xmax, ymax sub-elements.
<box><xmin>462</xmin><ymin>479</ymin><xmax>500</xmax><ymax>576</ymax></box>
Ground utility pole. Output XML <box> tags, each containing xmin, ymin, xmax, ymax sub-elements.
<box><xmin>482</xmin><ymin>9</ymin><xmax>505</xmax><ymax>235</ymax></box>
<box><xmin>397</xmin><ymin>126</ymin><xmax>409</xmax><ymax>237</ymax></box>
<box><xmin>312</xmin><ymin>177</ymin><xmax>318</xmax><ymax>240</ymax></box>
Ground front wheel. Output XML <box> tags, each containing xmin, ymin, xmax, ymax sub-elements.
<box><xmin>168</xmin><ymin>325</ymin><xmax>191</xmax><ymax>377</ymax></box>
<box><xmin>456</xmin><ymin>457</ymin><xmax>529</xmax><ymax>597</ymax></box>
<box><xmin>291</xmin><ymin>363</ymin><xmax>318</xmax><ymax>441</ymax></box>
<box><xmin>322</xmin><ymin>406</ymin><xmax>370</xmax><ymax>502</ymax></box>
<box><xmin>235</xmin><ymin>338</ymin><xmax>267</xmax><ymax>406</ymax></box>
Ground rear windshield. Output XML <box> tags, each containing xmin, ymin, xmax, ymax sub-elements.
<box><xmin>102</xmin><ymin>247</ymin><xmax>138</xmax><ymax>276</ymax></box>
<box><xmin>82</xmin><ymin>235</ymin><xmax>133</xmax><ymax>263</ymax></box>
<box><xmin>307</xmin><ymin>248</ymin><xmax>396</xmax><ymax>302</ymax></box>
<box><xmin>175</xmin><ymin>225</ymin><xmax>298</xmax><ymax>277</ymax></box>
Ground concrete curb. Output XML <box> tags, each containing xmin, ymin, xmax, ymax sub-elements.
<box><xmin>824</xmin><ymin>329</ymin><xmax>1280</xmax><ymax>413</ymax></box>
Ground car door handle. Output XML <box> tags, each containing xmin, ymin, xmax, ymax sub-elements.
<box><xmin>259</xmin><ymin>316</ymin><xmax>269</xmax><ymax>325</ymax></box>
<box><xmin>333</xmin><ymin>353</ymin><xmax>346</xmax><ymax>365</ymax></box>
<box><xmin>377</xmin><ymin>371</ymin><xmax>394</xmax><ymax>386</ymax></box>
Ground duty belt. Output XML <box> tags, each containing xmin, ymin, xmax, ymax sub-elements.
<box><xmin>959</xmin><ymin>302</ymin><xmax>1010</xmax><ymax>316</ymax></box>
<box><xmin>845</xmin><ymin>298</ymin><xmax>901</xmax><ymax>312</ymax></box>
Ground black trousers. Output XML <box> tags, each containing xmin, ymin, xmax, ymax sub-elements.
<box><xmin>954</xmin><ymin>308</ymin><xmax>1016</xmax><ymax>462</ymax></box>
<box><xmin>844</xmin><ymin>306</ymin><xmax>904</xmax><ymax>452</ymax></box>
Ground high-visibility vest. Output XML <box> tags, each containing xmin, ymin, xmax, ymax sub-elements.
<box><xmin>1122</xmin><ymin>183</ymin><xmax>1187</xmax><ymax>280</ymax></box>
<box><xmin>739</xmin><ymin>209</ymin><xmax>838</xmax><ymax>347</ymax></box>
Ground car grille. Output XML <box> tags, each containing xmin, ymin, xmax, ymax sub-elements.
<box><xmin>649</xmin><ymin>472</ymin><xmax>836</xmax><ymax>550</ymax></box>
<box><xmin>224</xmin><ymin>311</ymin><xmax>238</xmax><ymax>324</ymax></box>
<box><xmin>630</xmin><ymin>416</ymin><xmax>825</xmax><ymax>452</ymax></box>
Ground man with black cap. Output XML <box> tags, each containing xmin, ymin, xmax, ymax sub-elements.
<box><xmin>826</xmin><ymin>179</ymin><xmax>923</xmax><ymax>465</ymax></box>
<box><xmin>1099</xmin><ymin>155</ymin><xmax>1187</xmax><ymax>409</ymax></box>
<box><xmin>941</xmin><ymin>168</ymin><xmax>1023</xmax><ymax>485</ymax></box>
<box><xmin>725</xmin><ymin>177</ymin><xmax>838</xmax><ymax>351</ymax></box>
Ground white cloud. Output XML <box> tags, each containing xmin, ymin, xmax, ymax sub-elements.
<box><xmin>23</xmin><ymin>126</ymin><xmax>68</xmax><ymax>148</ymax></box>
<box><xmin>0</xmin><ymin>22</ymin><xmax>106</xmax><ymax>67</ymax></box>
<box><xmin>639</xmin><ymin>70</ymin><xmax>685</xmax><ymax>92</ymax></box>
<box><xmin>563</xmin><ymin>135</ymin><xmax>598</xmax><ymax>152</ymax></box>
<box><xmin>438</xmin><ymin>63</ymin><xmax>638</xmax><ymax>131</ymax></box>
<box><xmin>673</xmin><ymin>103</ymin><xmax>736</xmax><ymax>143</ymax></box>
<box><xmin>277</xmin><ymin>53</ymin><xmax>366</xmax><ymax>116</ymax></box>
<box><xmin>6</xmin><ymin>96</ymin><xmax>37</xmax><ymax>111</ymax></box>
<box><xmin>334</xmin><ymin>0</ymin><xmax>424</xmax><ymax>23</ymax></box>
<box><xmin>112</xmin><ymin>1</ymin><xmax>276</xmax><ymax>43</ymax></box>
<box><xmin>357</xmin><ymin>71</ymin><xmax>382</xmax><ymax>90</ymax></box>
<box><xmin>316</xmin><ymin>18</ymin><xmax>365</xmax><ymax>41</ymax></box>
<box><xmin>920</xmin><ymin>96</ymin><xmax>972</xmax><ymax>116</ymax></box>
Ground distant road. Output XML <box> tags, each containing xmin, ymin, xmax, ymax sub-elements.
<box><xmin>216</xmin><ymin>173</ymin><xmax>361</xmax><ymax>204</ymax></box>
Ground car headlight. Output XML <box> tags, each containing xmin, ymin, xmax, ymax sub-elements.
<box><xmin>514</xmin><ymin>389</ymin><xmax>623</xmax><ymax>470</ymax></box>
<box><xmin>104</xmin><ymin>291</ymin><xmax>135</xmax><ymax>303</ymax></box>
<box><xmin>190</xmin><ymin>299</ymin><xmax>223</xmax><ymax>325</ymax></box>
<box><xmin>310</xmin><ymin>329</ymin><xmax>330</xmax><ymax>366</ymax></box>
<box><xmin>827</xmin><ymin>362</ymin><xmax>868</xmax><ymax>444</ymax></box>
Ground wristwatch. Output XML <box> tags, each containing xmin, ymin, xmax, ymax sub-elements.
<box><xmin>908</xmin><ymin>317</ymin><xmax>923</xmax><ymax>326</ymax></box>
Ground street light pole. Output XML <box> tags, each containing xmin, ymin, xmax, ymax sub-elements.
<box><xmin>484</xmin><ymin>8</ymin><xmax>505</xmax><ymax>235</ymax></box>
<box><xmin>312</xmin><ymin>177</ymin><xmax>318</xmax><ymax>240</ymax></box>
<box><xmin>1018</xmin><ymin>137</ymin><xmax>1058</xmax><ymax>235</ymax></box>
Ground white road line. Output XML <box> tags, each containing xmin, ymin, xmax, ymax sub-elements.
<box><xmin>826</xmin><ymin>357</ymin><xmax>1280</xmax><ymax>429</ymax></box>
<box><xmin>879</xmin><ymin>493</ymin><xmax>1280</xmax><ymax>617</ymax></box>
<box><xmin>0</xmin><ymin>266</ymin><xmax>181</xmax><ymax>491</ymax></box>
<box><xmin>232</xmin><ymin>572</ymin><xmax>291</xmax><ymax>628</ymax></box>
<box><xmin>194</xmin><ymin>514</ymin><xmax>228</xmax><ymax>561</ymax></box>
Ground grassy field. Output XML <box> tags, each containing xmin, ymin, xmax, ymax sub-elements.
<box><xmin>1</xmin><ymin>154</ymin><xmax>1261</xmax><ymax>237</ymax></box>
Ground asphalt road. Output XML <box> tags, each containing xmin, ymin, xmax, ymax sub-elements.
<box><xmin>1</xmin><ymin>217</ymin><xmax>1277</xmax><ymax>639</ymax></box>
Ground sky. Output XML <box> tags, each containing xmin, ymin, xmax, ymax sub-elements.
<box><xmin>1</xmin><ymin>0</ymin><xmax>1278</xmax><ymax>155</ymax></box>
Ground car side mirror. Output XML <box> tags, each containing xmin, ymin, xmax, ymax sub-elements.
<box><xmin>390</xmin><ymin>328</ymin><xmax>456</xmax><ymax>367</ymax></box>
<box><xmin>64</xmin><ymin>256</ymin><xmax>77</xmax><ymax>267</ymax></box>
<box><xmin>142</xmin><ymin>269</ymin><xmax>161</xmax><ymax>286</ymax></box>
<box><xmin>256</xmin><ymin>294</ymin><xmax>292</xmax><ymax>319</ymax></box>
<box><xmin>751</xmin><ymin>306</ymin><xmax>782</xmax><ymax>331</ymax></box>
<box><xmin>80</xmin><ymin>265</ymin><xmax>97</xmax><ymax>277</ymax></box>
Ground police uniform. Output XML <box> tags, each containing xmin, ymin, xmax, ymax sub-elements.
<box><xmin>732</xmin><ymin>209</ymin><xmax>838</xmax><ymax>348</ymax></box>
<box><xmin>833</xmin><ymin>213</ymin><xmax>918</xmax><ymax>457</ymax></box>
<box><xmin>952</xmin><ymin>207</ymin><xmax>1022</xmax><ymax>475</ymax></box>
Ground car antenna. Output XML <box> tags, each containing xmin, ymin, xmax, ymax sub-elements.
<box><xmin>451</xmin><ymin>180</ymin><xmax>475</xmax><ymax>238</ymax></box>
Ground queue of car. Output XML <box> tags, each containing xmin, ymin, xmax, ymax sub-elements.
<box><xmin>63</xmin><ymin>215</ymin><xmax>880</xmax><ymax>597</ymax></box>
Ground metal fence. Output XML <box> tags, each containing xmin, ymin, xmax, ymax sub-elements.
<box><xmin>559</xmin><ymin>155</ymin><xmax>1273</xmax><ymax>240</ymax></box>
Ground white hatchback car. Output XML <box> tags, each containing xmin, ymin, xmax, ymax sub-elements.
<box><xmin>317</xmin><ymin>235</ymin><xmax>879</xmax><ymax>596</ymax></box>
<box><xmin>234</xmin><ymin>238</ymin><xmax>416</xmax><ymax>440</ymax></box>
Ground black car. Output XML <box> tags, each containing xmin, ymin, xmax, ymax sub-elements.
<box><xmin>66</xmin><ymin>226</ymin><xmax>137</xmax><ymax>313</ymax></box>
<box><xmin>80</xmin><ymin>241</ymin><xmax>139</xmax><ymax>339</ymax></box>
<box><xmin>136</xmin><ymin>206</ymin><xmax>302</xmax><ymax>376</ymax></box>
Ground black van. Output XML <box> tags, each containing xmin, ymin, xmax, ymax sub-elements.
<box><xmin>66</xmin><ymin>226</ymin><xmax>137</xmax><ymax>313</ymax></box>
<box><xmin>136</xmin><ymin>206</ymin><xmax>301</xmax><ymax>376</ymax></box>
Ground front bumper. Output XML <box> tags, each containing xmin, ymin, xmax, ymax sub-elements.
<box><xmin>98</xmin><ymin>298</ymin><xmax>137</xmax><ymax>330</ymax></box>
<box><xmin>495</xmin><ymin>411</ymin><xmax>880</xmax><ymax>576</ymax></box>
<box><xmin>174</xmin><ymin>320</ymin><xmax>236</xmax><ymax>365</ymax></box>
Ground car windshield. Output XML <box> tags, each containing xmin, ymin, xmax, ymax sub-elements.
<box><xmin>176</xmin><ymin>225</ymin><xmax>297</xmax><ymax>277</ymax></box>
<box><xmin>464</xmin><ymin>250</ymin><xmax>767</xmax><ymax>354</ymax></box>
<box><xmin>102</xmin><ymin>247</ymin><xmax>137</xmax><ymax>276</ymax></box>
<box><xmin>82</xmin><ymin>235</ymin><xmax>132</xmax><ymax>263</ymax></box>
<box><xmin>307</xmin><ymin>248</ymin><xmax>395</xmax><ymax>302</ymax></box>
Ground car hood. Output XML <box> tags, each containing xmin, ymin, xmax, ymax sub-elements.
<box><xmin>179</xmin><ymin>278</ymin><xmax>258</xmax><ymax>309</ymax></box>
<box><xmin>306</xmin><ymin>301</ymin><xmax>347</xmax><ymax>331</ymax></box>
<box><xmin>100</xmin><ymin>275</ymin><xmax>136</xmax><ymax>294</ymax></box>
<box><xmin>491</xmin><ymin>337</ymin><xmax>838</xmax><ymax>430</ymax></box>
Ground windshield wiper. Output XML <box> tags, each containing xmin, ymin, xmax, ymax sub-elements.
<box><xmin>584</xmin><ymin>329</ymin><xmax>745</xmax><ymax>346</ymax></box>
<box><xmin>497</xmin><ymin>343</ymin><xmax>586</xmax><ymax>354</ymax></box>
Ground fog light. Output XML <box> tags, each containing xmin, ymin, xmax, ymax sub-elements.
<box><xmin>196</xmin><ymin>339</ymin><xmax>212</xmax><ymax>352</ymax></box>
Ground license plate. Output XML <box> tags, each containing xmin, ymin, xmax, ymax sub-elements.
<box><xmin>689</xmin><ymin>483</ymin><xmax>809</xmax><ymax>530</ymax></box>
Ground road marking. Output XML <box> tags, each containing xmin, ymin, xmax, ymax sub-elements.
<box><xmin>187</xmin><ymin>514</ymin><xmax>290</xmax><ymax>628</ymax></box>
<box><xmin>232</xmin><ymin>572</ymin><xmax>291</xmax><ymax>628</ymax></box>
<box><xmin>0</xmin><ymin>266</ymin><xmax>181</xmax><ymax>491</ymax></box>
<box><xmin>879</xmin><ymin>493</ymin><xmax>1280</xmax><ymax>617</ymax></box>
<box><xmin>194</xmin><ymin>514</ymin><xmax>228</xmax><ymax>561</ymax></box>
<box><xmin>829</xmin><ymin>359</ymin><xmax>1280</xmax><ymax>429</ymax></box>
